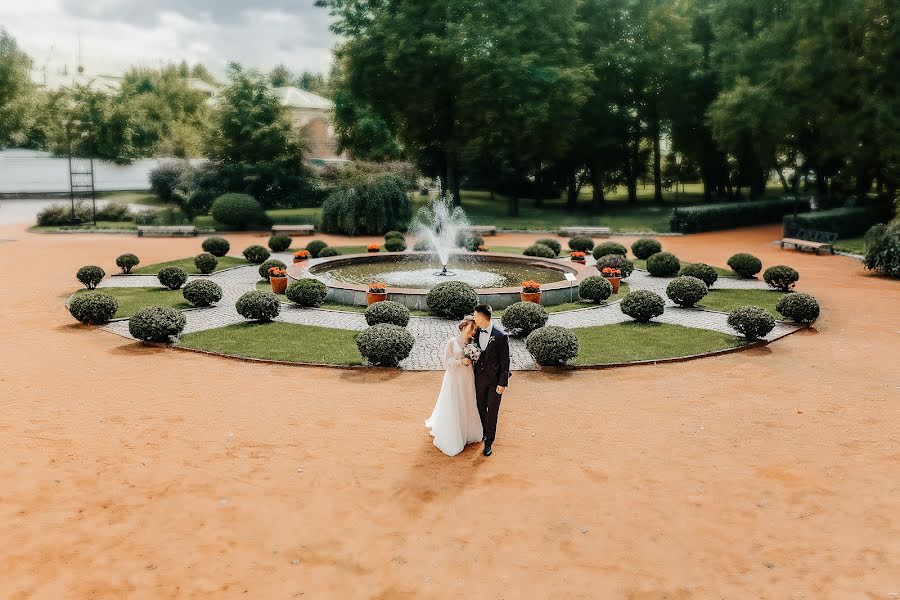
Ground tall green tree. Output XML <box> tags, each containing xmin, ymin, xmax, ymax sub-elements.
<box><xmin>0</xmin><ymin>28</ymin><xmax>37</xmax><ymax>149</ymax></box>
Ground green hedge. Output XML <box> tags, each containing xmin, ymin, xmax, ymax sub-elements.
<box><xmin>670</xmin><ymin>198</ymin><xmax>799</xmax><ymax>233</ymax></box>
<box><xmin>782</xmin><ymin>207</ymin><xmax>874</xmax><ymax>237</ymax></box>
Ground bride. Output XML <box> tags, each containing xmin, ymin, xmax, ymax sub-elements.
<box><xmin>425</xmin><ymin>316</ymin><xmax>483</xmax><ymax>456</ymax></box>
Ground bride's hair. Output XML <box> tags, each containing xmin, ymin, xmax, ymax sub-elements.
<box><xmin>458</xmin><ymin>316</ymin><xmax>476</xmax><ymax>332</ymax></box>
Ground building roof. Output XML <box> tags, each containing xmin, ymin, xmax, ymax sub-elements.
<box><xmin>273</xmin><ymin>86</ymin><xmax>332</xmax><ymax>110</ymax></box>
<box><xmin>29</xmin><ymin>69</ymin><xmax>122</xmax><ymax>93</ymax></box>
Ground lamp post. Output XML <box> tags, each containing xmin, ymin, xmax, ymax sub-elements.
<box><xmin>674</xmin><ymin>153</ymin><xmax>683</xmax><ymax>201</ymax></box>
<box><xmin>793</xmin><ymin>153</ymin><xmax>804</xmax><ymax>219</ymax></box>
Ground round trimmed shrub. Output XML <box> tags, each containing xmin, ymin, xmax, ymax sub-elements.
<box><xmin>727</xmin><ymin>305</ymin><xmax>775</xmax><ymax>340</ymax></box>
<box><xmin>426</xmin><ymin>281</ymin><xmax>478</xmax><ymax>319</ymax></box>
<box><xmin>384</xmin><ymin>237</ymin><xmax>407</xmax><ymax>252</ymax></box>
<box><xmin>194</xmin><ymin>252</ymin><xmax>218</xmax><ymax>274</ymax></box>
<box><xmin>258</xmin><ymin>258</ymin><xmax>287</xmax><ymax>281</ymax></box>
<box><xmin>727</xmin><ymin>253</ymin><xmax>763</xmax><ymax>278</ymax></box>
<box><xmin>679</xmin><ymin>262</ymin><xmax>718</xmax><ymax>288</ymax></box>
<box><xmin>268</xmin><ymin>234</ymin><xmax>292</xmax><ymax>252</ymax></box>
<box><xmin>592</xmin><ymin>241</ymin><xmax>627</xmax><ymax>259</ymax></box>
<box><xmin>523</xmin><ymin>243</ymin><xmax>555</xmax><ymax>258</ymax></box>
<box><xmin>157</xmin><ymin>266</ymin><xmax>188</xmax><ymax>290</ymax></box>
<box><xmin>763</xmin><ymin>265</ymin><xmax>800</xmax><ymax>291</ymax></box>
<box><xmin>210</xmin><ymin>193</ymin><xmax>265</xmax><ymax>229</ymax></box>
<box><xmin>620</xmin><ymin>290</ymin><xmax>665</xmax><ymax>322</ymax></box>
<box><xmin>68</xmin><ymin>292</ymin><xmax>118</xmax><ymax>324</ymax></box>
<box><xmin>578</xmin><ymin>276</ymin><xmax>613</xmax><ymax>303</ymax></box>
<box><xmin>243</xmin><ymin>245</ymin><xmax>270</xmax><ymax>264</ymax></box>
<box><xmin>305</xmin><ymin>239</ymin><xmax>329</xmax><ymax>258</ymax></box>
<box><xmin>632</xmin><ymin>238</ymin><xmax>662</xmax><ymax>260</ymax></box>
<box><xmin>525</xmin><ymin>326</ymin><xmax>579</xmax><ymax>366</ymax></box>
<box><xmin>202</xmin><ymin>236</ymin><xmax>230</xmax><ymax>257</ymax></box>
<box><xmin>182</xmin><ymin>279</ymin><xmax>223</xmax><ymax>307</ymax></box>
<box><xmin>318</xmin><ymin>246</ymin><xmax>341</xmax><ymax>257</ymax></box>
<box><xmin>365</xmin><ymin>300</ymin><xmax>410</xmax><ymax>327</ymax></box>
<box><xmin>128</xmin><ymin>306</ymin><xmax>186</xmax><ymax>342</ymax></box>
<box><xmin>646</xmin><ymin>252</ymin><xmax>681</xmax><ymax>277</ymax></box>
<box><xmin>863</xmin><ymin>223</ymin><xmax>900</xmax><ymax>278</ymax></box>
<box><xmin>666</xmin><ymin>276</ymin><xmax>708</xmax><ymax>307</ymax></box>
<box><xmin>285</xmin><ymin>278</ymin><xmax>328</xmax><ymax>307</ymax></box>
<box><xmin>568</xmin><ymin>235</ymin><xmax>595</xmax><ymax>252</ymax></box>
<box><xmin>356</xmin><ymin>323</ymin><xmax>415</xmax><ymax>367</ymax></box>
<box><xmin>536</xmin><ymin>238</ymin><xmax>562</xmax><ymax>256</ymax></box>
<box><xmin>115</xmin><ymin>254</ymin><xmax>139</xmax><ymax>274</ymax></box>
<box><xmin>76</xmin><ymin>265</ymin><xmax>105</xmax><ymax>289</ymax></box>
<box><xmin>235</xmin><ymin>290</ymin><xmax>280</xmax><ymax>321</ymax></box>
<box><xmin>384</xmin><ymin>231</ymin><xmax>405</xmax><ymax>241</ymax></box>
<box><xmin>776</xmin><ymin>293</ymin><xmax>820</xmax><ymax>324</ymax></box>
<box><xmin>595</xmin><ymin>254</ymin><xmax>635</xmax><ymax>278</ymax></box>
<box><xmin>501</xmin><ymin>301</ymin><xmax>549</xmax><ymax>337</ymax></box>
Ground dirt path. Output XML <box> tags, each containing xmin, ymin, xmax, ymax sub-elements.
<box><xmin>1</xmin><ymin>224</ymin><xmax>898</xmax><ymax>598</ymax></box>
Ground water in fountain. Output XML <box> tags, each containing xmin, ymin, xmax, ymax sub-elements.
<box><xmin>409</xmin><ymin>180</ymin><xmax>470</xmax><ymax>274</ymax></box>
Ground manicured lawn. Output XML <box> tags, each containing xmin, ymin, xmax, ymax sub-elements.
<box><xmin>633</xmin><ymin>258</ymin><xmax>736</xmax><ymax>277</ymax></box>
<box><xmin>31</xmin><ymin>220</ymin><xmax>138</xmax><ymax>232</ymax></box>
<box><xmin>287</xmin><ymin>245</ymin><xmax>374</xmax><ymax>255</ymax></box>
<box><xmin>833</xmin><ymin>236</ymin><xmax>866</xmax><ymax>254</ymax></box>
<box><xmin>177</xmin><ymin>322</ymin><xmax>364</xmax><ymax>365</ymax></box>
<box><xmin>132</xmin><ymin>255</ymin><xmax>248</xmax><ymax>275</ymax></box>
<box><xmin>73</xmin><ymin>286</ymin><xmax>190</xmax><ymax>318</ymax></box>
<box><xmin>97</xmin><ymin>191</ymin><xmax>164</xmax><ymax>206</ymax></box>
<box><xmin>573</xmin><ymin>321</ymin><xmax>745</xmax><ymax>365</ymax></box>
<box><xmin>697</xmin><ymin>288</ymin><xmax>788</xmax><ymax>318</ymax></box>
<box><xmin>541</xmin><ymin>282</ymin><xmax>630</xmax><ymax>313</ymax></box>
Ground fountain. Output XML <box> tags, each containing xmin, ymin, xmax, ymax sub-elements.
<box><xmin>409</xmin><ymin>179</ymin><xmax>470</xmax><ymax>277</ymax></box>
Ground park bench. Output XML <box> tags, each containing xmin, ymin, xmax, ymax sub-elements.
<box><xmin>271</xmin><ymin>224</ymin><xmax>315</xmax><ymax>236</ymax></box>
<box><xmin>461</xmin><ymin>225</ymin><xmax>497</xmax><ymax>236</ymax></box>
<box><xmin>137</xmin><ymin>225</ymin><xmax>198</xmax><ymax>237</ymax></box>
<box><xmin>558</xmin><ymin>226</ymin><xmax>611</xmax><ymax>238</ymax></box>
<box><xmin>779</xmin><ymin>229</ymin><xmax>837</xmax><ymax>254</ymax></box>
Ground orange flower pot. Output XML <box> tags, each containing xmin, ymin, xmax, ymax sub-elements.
<box><xmin>270</xmin><ymin>276</ymin><xmax>288</xmax><ymax>294</ymax></box>
<box><xmin>520</xmin><ymin>291</ymin><xmax>542</xmax><ymax>304</ymax></box>
<box><xmin>572</xmin><ymin>258</ymin><xmax>585</xmax><ymax>264</ymax></box>
<box><xmin>605</xmin><ymin>276</ymin><xmax>621</xmax><ymax>293</ymax></box>
<box><xmin>367</xmin><ymin>292</ymin><xmax>387</xmax><ymax>305</ymax></box>
<box><xmin>293</xmin><ymin>256</ymin><xmax>307</xmax><ymax>263</ymax></box>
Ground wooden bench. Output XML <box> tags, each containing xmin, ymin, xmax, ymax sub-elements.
<box><xmin>461</xmin><ymin>225</ymin><xmax>497</xmax><ymax>236</ymax></box>
<box><xmin>779</xmin><ymin>229</ymin><xmax>837</xmax><ymax>254</ymax></box>
<box><xmin>558</xmin><ymin>226</ymin><xmax>611</xmax><ymax>238</ymax></box>
<box><xmin>137</xmin><ymin>225</ymin><xmax>198</xmax><ymax>237</ymax></box>
<box><xmin>271</xmin><ymin>224</ymin><xmax>315</xmax><ymax>236</ymax></box>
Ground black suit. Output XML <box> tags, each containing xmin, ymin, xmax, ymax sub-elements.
<box><xmin>473</xmin><ymin>326</ymin><xmax>511</xmax><ymax>445</ymax></box>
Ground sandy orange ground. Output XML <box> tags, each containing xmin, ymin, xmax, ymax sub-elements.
<box><xmin>1</xmin><ymin>224</ymin><xmax>898</xmax><ymax>599</ymax></box>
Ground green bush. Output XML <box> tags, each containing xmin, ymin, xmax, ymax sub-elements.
<box><xmin>863</xmin><ymin>222</ymin><xmax>900</xmax><ymax>278</ymax></box>
<box><xmin>665</xmin><ymin>276</ymin><xmax>708</xmax><ymax>307</ymax></box>
<box><xmin>356</xmin><ymin>323</ymin><xmax>415</xmax><ymax>367</ymax></box>
<box><xmin>202</xmin><ymin>237</ymin><xmax>230</xmax><ymax>257</ymax></box>
<box><xmin>94</xmin><ymin>201</ymin><xmax>131</xmax><ymax>222</ymax></box>
<box><xmin>568</xmin><ymin>235</ymin><xmax>595</xmax><ymax>252</ymax></box>
<box><xmin>670</xmin><ymin>197</ymin><xmax>798</xmax><ymax>233</ymax></box>
<box><xmin>727</xmin><ymin>253</ymin><xmax>763</xmax><ymax>278</ymax></box>
<box><xmin>182</xmin><ymin>279</ymin><xmax>223</xmax><ymax>307</ymax></box>
<box><xmin>783</xmin><ymin>207</ymin><xmax>874</xmax><ymax>237</ymax></box>
<box><xmin>592</xmin><ymin>241</ymin><xmax>627</xmax><ymax>259</ymax></box>
<box><xmin>413</xmin><ymin>239</ymin><xmax>432</xmax><ymax>251</ymax></box>
<box><xmin>501</xmin><ymin>301</ymin><xmax>549</xmax><ymax>337</ymax></box>
<box><xmin>242</xmin><ymin>245</ymin><xmax>270</xmax><ymax>264</ymax></box>
<box><xmin>133</xmin><ymin>208</ymin><xmax>158</xmax><ymax>225</ymax></box>
<box><xmin>115</xmin><ymin>253</ymin><xmax>140</xmax><ymax>274</ymax></box>
<box><xmin>268</xmin><ymin>234</ymin><xmax>292</xmax><ymax>252</ymax></box>
<box><xmin>384</xmin><ymin>231</ymin><xmax>405</xmax><ymax>241</ymax></box>
<box><xmin>727</xmin><ymin>306</ymin><xmax>775</xmax><ymax>340</ymax></box>
<box><xmin>365</xmin><ymin>300</ymin><xmax>410</xmax><ymax>327</ymax></box>
<box><xmin>305</xmin><ymin>239</ymin><xmax>329</xmax><ymax>257</ymax></box>
<box><xmin>679</xmin><ymin>262</ymin><xmax>718</xmax><ymax>287</ymax></box>
<box><xmin>456</xmin><ymin>232</ymin><xmax>484</xmax><ymax>251</ymax></box>
<box><xmin>76</xmin><ymin>265</ymin><xmax>105</xmax><ymax>289</ymax></box>
<box><xmin>194</xmin><ymin>253</ymin><xmax>218</xmax><ymax>274</ymax></box>
<box><xmin>285</xmin><ymin>278</ymin><xmax>328</xmax><ymax>307</ymax></box>
<box><xmin>236</xmin><ymin>290</ymin><xmax>281</xmax><ymax>321</ymax></box>
<box><xmin>37</xmin><ymin>201</ymin><xmax>89</xmax><ymax>226</ymax></box>
<box><xmin>763</xmin><ymin>265</ymin><xmax>800</xmax><ymax>291</ymax></box>
<box><xmin>318</xmin><ymin>247</ymin><xmax>341</xmax><ymax>257</ymax></box>
<box><xmin>426</xmin><ymin>281</ymin><xmax>478</xmax><ymax>319</ymax></box>
<box><xmin>525</xmin><ymin>326</ymin><xmax>579</xmax><ymax>366</ymax></box>
<box><xmin>536</xmin><ymin>238</ymin><xmax>562</xmax><ymax>256</ymax></box>
<box><xmin>320</xmin><ymin>173</ymin><xmax>412</xmax><ymax>235</ymax></box>
<box><xmin>646</xmin><ymin>251</ymin><xmax>681</xmax><ymax>277</ymax></box>
<box><xmin>210</xmin><ymin>193</ymin><xmax>266</xmax><ymax>229</ymax></box>
<box><xmin>258</xmin><ymin>259</ymin><xmax>287</xmax><ymax>281</ymax></box>
<box><xmin>128</xmin><ymin>306</ymin><xmax>186</xmax><ymax>342</ymax></box>
<box><xmin>384</xmin><ymin>237</ymin><xmax>407</xmax><ymax>252</ymax></box>
<box><xmin>523</xmin><ymin>243</ymin><xmax>556</xmax><ymax>258</ymax></box>
<box><xmin>68</xmin><ymin>292</ymin><xmax>118</xmax><ymax>324</ymax></box>
<box><xmin>631</xmin><ymin>238</ymin><xmax>662</xmax><ymax>259</ymax></box>
<box><xmin>157</xmin><ymin>266</ymin><xmax>188</xmax><ymax>290</ymax></box>
<box><xmin>595</xmin><ymin>254</ymin><xmax>635</xmax><ymax>278</ymax></box>
<box><xmin>149</xmin><ymin>160</ymin><xmax>190</xmax><ymax>203</ymax></box>
<box><xmin>620</xmin><ymin>290</ymin><xmax>665</xmax><ymax>322</ymax></box>
<box><xmin>578</xmin><ymin>276</ymin><xmax>613</xmax><ymax>303</ymax></box>
<box><xmin>776</xmin><ymin>293</ymin><xmax>820</xmax><ymax>324</ymax></box>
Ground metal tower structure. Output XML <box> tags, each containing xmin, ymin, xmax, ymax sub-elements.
<box><xmin>66</xmin><ymin>120</ymin><xmax>96</xmax><ymax>224</ymax></box>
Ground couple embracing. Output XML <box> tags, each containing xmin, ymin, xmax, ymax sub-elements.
<box><xmin>425</xmin><ymin>304</ymin><xmax>511</xmax><ymax>457</ymax></box>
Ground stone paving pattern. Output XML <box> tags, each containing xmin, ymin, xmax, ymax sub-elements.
<box><xmin>99</xmin><ymin>256</ymin><xmax>800</xmax><ymax>370</ymax></box>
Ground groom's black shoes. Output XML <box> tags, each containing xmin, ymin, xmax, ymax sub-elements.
<box><xmin>483</xmin><ymin>444</ymin><xmax>492</xmax><ymax>457</ymax></box>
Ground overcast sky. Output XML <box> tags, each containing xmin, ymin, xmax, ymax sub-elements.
<box><xmin>1</xmin><ymin>0</ymin><xmax>337</xmax><ymax>78</ymax></box>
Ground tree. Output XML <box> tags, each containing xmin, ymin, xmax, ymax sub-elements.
<box><xmin>269</xmin><ymin>64</ymin><xmax>293</xmax><ymax>87</ymax></box>
<box><xmin>0</xmin><ymin>28</ymin><xmax>37</xmax><ymax>149</ymax></box>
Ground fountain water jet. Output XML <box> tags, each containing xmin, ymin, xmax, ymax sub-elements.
<box><xmin>410</xmin><ymin>180</ymin><xmax>471</xmax><ymax>277</ymax></box>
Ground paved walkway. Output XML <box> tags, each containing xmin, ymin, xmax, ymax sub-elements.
<box><xmin>98</xmin><ymin>254</ymin><xmax>801</xmax><ymax>370</ymax></box>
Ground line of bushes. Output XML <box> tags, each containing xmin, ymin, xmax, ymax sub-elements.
<box><xmin>669</xmin><ymin>197</ymin><xmax>800</xmax><ymax>233</ymax></box>
<box><xmin>782</xmin><ymin>207</ymin><xmax>877</xmax><ymax>238</ymax></box>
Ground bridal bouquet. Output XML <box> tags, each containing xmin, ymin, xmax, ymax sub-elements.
<box><xmin>463</xmin><ymin>343</ymin><xmax>481</xmax><ymax>362</ymax></box>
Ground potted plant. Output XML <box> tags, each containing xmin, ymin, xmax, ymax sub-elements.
<box><xmin>269</xmin><ymin>267</ymin><xmax>288</xmax><ymax>294</ymax></box>
<box><xmin>367</xmin><ymin>282</ymin><xmax>388</xmax><ymax>305</ymax></box>
<box><xmin>293</xmin><ymin>250</ymin><xmax>310</xmax><ymax>263</ymax></box>
<box><xmin>367</xmin><ymin>244</ymin><xmax>381</xmax><ymax>253</ymax></box>
<box><xmin>570</xmin><ymin>251</ymin><xmax>586</xmax><ymax>264</ymax></box>
<box><xmin>520</xmin><ymin>280</ymin><xmax>542</xmax><ymax>303</ymax></box>
<box><xmin>601</xmin><ymin>267</ymin><xmax>622</xmax><ymax>293</ymax></box>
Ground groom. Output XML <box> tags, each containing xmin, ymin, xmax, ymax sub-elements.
<box><xmin>472</xmin><ymin>304</ymin><xmax>511</xmax><ymax>457</ymax></box>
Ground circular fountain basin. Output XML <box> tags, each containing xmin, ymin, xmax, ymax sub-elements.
<box><xmin>288</xmin><ymin>251</ymin><xmax>599</xmax><ymax>310</ymax></box>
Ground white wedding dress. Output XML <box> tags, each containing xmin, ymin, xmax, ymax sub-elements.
<box><xmin>425</xmin><ymin>336</ymin><xmax>483</xmax><ymax>456</ymax></box>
